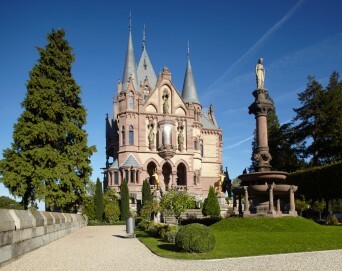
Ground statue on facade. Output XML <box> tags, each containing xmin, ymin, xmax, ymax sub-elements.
<box><xmin>163</xmin><ymin>94</ymin><xmax>169</xmax><ymax>114</ymax></box>
<box><xmin>177</xmin><ymin>124</ymin><xmax>184</xmax><ymax>151</ymax></box>
<box><xmin>148</xmin><ymin>124</ymin><xmax>155</xmax><ymax>147</ymax></box>
<box><xmin>256</xmin><ymin>58</ymin><xmax>265</xmax><ymax>89</ymax></box>
<box><xmin>152</xmin><ymin>168</ymin><xmax>159</xmax><ymax>191</ymax></box>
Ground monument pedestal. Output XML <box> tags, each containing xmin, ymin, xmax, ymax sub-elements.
<box><xmin>216</xmin><ymin>192</ymin><xmax>228</xmax><ymax>217</ymax></box>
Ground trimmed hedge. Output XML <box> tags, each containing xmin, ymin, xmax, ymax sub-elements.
<box><xmin>175</xmin><ymin>223</ymin><xmax>215</xmax><ymax>253</ymax></box>
<box><xmin>287</xmin><ymin>161</ymin><xmax>342</xmax><ymax>201</ymax></box>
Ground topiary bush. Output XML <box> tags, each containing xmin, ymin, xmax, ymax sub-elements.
<box><xmin>175</xmin><ymin>223</ymin><xmax>216</xmax><ymax>253</ymax></box>
<box><xmin>202</xmin><ymin>186</ymin><xmax>221</xmax><ymax>218</ymax></box>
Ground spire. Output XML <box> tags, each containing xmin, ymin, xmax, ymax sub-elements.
<box><xmin>142</xmin><ymin>24</ymin><xmax>146</xmax><ymax>51</ymax></box>
<box><xmin>122</xmin><ymin>13</ymin><xmax>139</xmax><ymax>92</ymax></box>
<box><xmin>137</xmin><ymin>24</ymin><xmax>157</xmax><ymax>88</ymax></box>
<box><xmin>181</xmin><ymin>42</ymin><xmax>200</xmax><ymax>104</ymax></box>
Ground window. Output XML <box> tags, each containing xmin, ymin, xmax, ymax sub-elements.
<box><xmin>114</xmin><ymin>172</ymin><xmax>119</xmax><ymax>185</ymax></box>
<box><xmin>194</xmin><ymin>140</ymin><xmax>197</xmax><ymax>150</ymax></box>
<box><xmin>130</xmin><ymin>170</ymin><xmax>134</xmax><ymax>183</ymax></box>
<box><xmin>128</xmin><ymin>91</ymin><xmax>134</xmax><ymax>110</ymax></box>
<box><xmin>200</xmin><ymin>140</ymin><xmax>204</xmax><ymax>157</ymax></box>
<box><xmin>122</xmin><ymin>126</ymin><xmax>125</xmax><ymax>145</ymax></box>
<box><xmin>125</xmin><ymin>170</ymin><xmax>129</xmax><ymax>183</ymax></box>
<box><xmin>129</xmin><ymin>125</ymin><xmax>134</xmax><ymax>145</ymax></box>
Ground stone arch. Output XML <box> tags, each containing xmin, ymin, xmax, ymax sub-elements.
<box><xmin>145</xmin><ymin>160</ymin><xmax>158</xmax><ymax>185</ymax></box>
<box><xmin>175</xmin><ymin>106</ymin><xmax>186</xmax><ymax>115</ymax></box>
<box><xmin>146</xmin><ymin>103</ymin><xmax>158</xmax><ymax>113</ymax></box>
<box><xmin>176</xmin><ymin>162</ymin><xmax>187</xmax><ymax>186</ymax></box>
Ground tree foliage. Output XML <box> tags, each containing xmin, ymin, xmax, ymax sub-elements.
<box><xmin>0</xmin><ymin>196</ymin><xmax>24</xmax><ymax>210</ymax></box>
<box><xmin>312</xmin><ymin>199</ymin><xmax>326</xmax><ymax>220</ymax></box>
<box><xmin>295</xmin><ymin>196</ymin><xmax>310</xmax><ymax>217</ymax></box>
<box><xmin>160</xmin><ymin>189</ymin><xmax>195</xmax><ymax>219</ymax></box>
<box><xmin>288</xmin><ymin>161</ymin><xmax>342</xmax><ymax>202</ymax></box>
<box><xmin>292</xmin><ymin>73</ymin><xmax>342</xmax><ymax>166</ymax></box>
<box><xmin>104</xmin><ymin>201</ymin><xmax>120</xmax><ymax>223</ymax></box>
<box><xmin>94</xmin><ymin>178</ymin><xmax>104</xmax><ymax>221</ymax></box>
<box><xmin>202</xmin><ymin>186</ymin><xmax>220</xmax><ymax>218</ymax></box>
<box><xmin>0</xmin><ymin>29</ymin><xmax>96</xmax><ymax>211</ymax></box>
<box><xmin>120</xmin><ymin>178</ymin><xmax>130</xmax><ymax>221</ymax></box>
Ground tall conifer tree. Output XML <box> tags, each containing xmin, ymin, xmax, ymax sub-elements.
<box><xmin>0</xmin><ymin>29</ymin><xmax>96</xmax><ymax>211</ymax></box>
<box><xmin>120</xmin><ymin>178</ymin><xmax>130</xmax><ymax>221</ymax></box>
<box><xmin>94</xmin><ymin>178</ymin><xmax>104</xmax><ymax>221</ymax></box>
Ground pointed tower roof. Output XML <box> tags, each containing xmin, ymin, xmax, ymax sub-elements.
<box><xmin>181</xmin><ymin>42</ymin><xmax>200</xmax><ymax>104</ymax></box>
<box><xmin>137</xmin><ymin>25</ymin><xmax>157</xmax><ymax>88</ymax></box>
<box><xmin>122</xmin><ymin>15</ymin><xmax>139</xmax><ymax>92</ymax></box>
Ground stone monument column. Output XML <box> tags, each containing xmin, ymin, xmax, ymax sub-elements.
<box><xmin>268</xmin><ymin>183</ymin><xmax>275</xmax><ymax>215</ymax></box>
<box><xmin>289</xmin><ymin>186</ymin><xmax>297</xmax><ymax>216</ymax></box>
<box><xmin>248</xmin><ymin>59</ymin><xmax>274</xmax><ymax>172</ymax></box>
<box><xmin>243</xmin><ymin>186</ymin><xmax>250</xmax><ymax>215</ymax></box>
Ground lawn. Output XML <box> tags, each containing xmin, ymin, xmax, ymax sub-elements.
<box><xmin>137</xmin><ymin>217</ymin><xmax>342</xmax><ymax>259</ymax></box>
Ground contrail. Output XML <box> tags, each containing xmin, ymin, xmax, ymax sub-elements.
<box><xmin>224</xmin><ymin>135</ymin><xmax>254</xmax><ymax>150</ymax></box>
<box><xmin>207</xmin><ymin>0</ymin><xmax>306</xmax><ymax>92</ymax></box>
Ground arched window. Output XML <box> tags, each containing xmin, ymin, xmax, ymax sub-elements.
<box><xmin>177</xmin><ymin>163</ymin><xmax>187</xmax><ymax>186</ymax></box>
<box><xmin>200</xmin><ymin>140</ymin><xmax>204</xmax><ymax>157</ymax></box>
<box><xmin>122</xmin><ymin>126</ymin><xmax>125</xmax><ymax>145</ymax></box>
<box><xmin>128</xmin><ymin>91</ymin><xmax>134</xmax><ymax>110</ymax></box>
<box><xmin>129</xmin><ymin>125</ymin><xmax>134</xmax><ymax>145</ymax></box>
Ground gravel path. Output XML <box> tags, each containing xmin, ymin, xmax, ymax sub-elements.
<box><xmin>2</xmin><ymin>226</ymin><xmax>341</xmax><ymax>271</ymax></box>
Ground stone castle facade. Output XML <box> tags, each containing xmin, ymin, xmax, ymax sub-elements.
<box><xmin>104</xmin><ymin>22</ymin><xmax>222</xmax><ymax>202</ymax></box>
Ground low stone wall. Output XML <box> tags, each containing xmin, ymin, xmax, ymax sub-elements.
<box><xmin>0</xmin><ymin>209</ymin><xmax>87</xmax><ymax>266</ymax></box>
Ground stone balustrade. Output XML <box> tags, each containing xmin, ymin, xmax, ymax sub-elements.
<box><xmin>0</xmin><ymin>209</ymin><xmax>87</xmax><ymax>266</ymax></box>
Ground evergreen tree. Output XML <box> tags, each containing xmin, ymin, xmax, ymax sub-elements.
<box><xmin>319</xmin><ymin>72</ymin><xmax>342</xmax><ymax>163</ymax></box>
<box><xmin>120</xmin><ymin>178</ymin><xmax>130</xmax><ymax>221</ymax></box>
<box><xmin>292</xmin><ymin>76</ymin><xmax>325</xmax><ymax>166</ymax></box>
<box><xmin>94</xmin><ymin>178</ymin><xmax>104</xmax><ymax>221</ymax></box>
<box><xmin>0</xmin><ymin>29</ymin><xmax>96</xmax><ymax>210</ymax></box>
<box><xmin>202</xmin><ymin>186</ymin><xmax>220</xmax><ymax>218</ymax></box>
<box><xmin>142</xmin><ymin>179</ymin><xmax>152</xmax><ymax>205</ymax></box>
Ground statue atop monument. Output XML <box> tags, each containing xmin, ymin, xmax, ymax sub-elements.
<box><xmin>256</xmin><ymin>58</ymin><xmax>265</xmax><ymax>89</ymax></box>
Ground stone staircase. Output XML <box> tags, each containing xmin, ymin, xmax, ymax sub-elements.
<box><xmin>163</xmin><ymin>209</ymin><xmax>204</xmax><ymax>225</ymax></box>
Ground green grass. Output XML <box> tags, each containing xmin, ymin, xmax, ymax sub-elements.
<box><xmin>137</xmin><ymin>217</ymin><xmax>342</xmax><ymax>259</ymax></box>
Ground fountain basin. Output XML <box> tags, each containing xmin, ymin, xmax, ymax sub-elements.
<box><xmin>239</xmin><ymin>171</ymin><xmax>288</xmax><ymax>185</ymax></box>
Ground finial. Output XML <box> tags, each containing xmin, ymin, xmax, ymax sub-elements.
<box><xmin>187</xmin><ymin>40</ymin><xmax>190</xmax><ymax>60</ymax></box>
<box><xmin>129</xmin><ymin>11</ymin><xmax>132</xmax><ymax>31</ymax></box>
<box><xmin>142</xmin><ymin>24</ymin><xmax>146</xmax><ymax>51</ymax></box>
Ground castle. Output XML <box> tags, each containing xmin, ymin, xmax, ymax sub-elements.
<box><xmin>103</xmin><ymin>20</ymin><xmax>223</xmax><ymax>202</ymax></box>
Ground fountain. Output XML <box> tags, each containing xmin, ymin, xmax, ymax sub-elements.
<box><xmin>232</xmin><ymin>58</ymin><xmax>298</xmax><ymax>217</ymax></box>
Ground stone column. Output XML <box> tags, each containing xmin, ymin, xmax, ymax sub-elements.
<box><xmin>243</xmin><ymin>186</ymin><xmax>250</xmax><ymax>215</ymax></box>
<box><xmin>268</xmin><ymin>183</ymin><xmax>275</xmax><ymax>215</ymax></box>
<box><xmin>238</xmin><ymin>194</ymin><xmax>242</xmax><ymax>214</ymax></box>
<box><xmin>233</xmin><ymin>193</ymin><xmax>239</xmax><ymax>215</ymax></box>
<box><xmin>171</xmin><ymin>171</ymin><xmax>177</xmax><ymax>188</ymax></box>
<box><xmin>276</xmin><ymin>198</ymin><xmax>282</xmax><ymax>215</ymax></box>
<box><xmin>289</xmin><ymin>186</ymin><xmax>297</xmax><ymax>216</ymax></box>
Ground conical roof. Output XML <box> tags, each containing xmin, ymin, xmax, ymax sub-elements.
<box><xmin>181</xmin><ymin>45</ymin><xmax>200</xmax><ymax>104</ymax></box>
<box><xmin>137</xmin><ymin>25</ymin><xmax>157</xmax><ymax>88</ymax></box>
<box><xmin>122</xmin><ymin>17</ymin><xmax>139</xmax><ymax>92</ymax></box>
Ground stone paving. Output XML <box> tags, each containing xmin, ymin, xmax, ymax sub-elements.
<box><xmin>2</xmin><ymin>225</ymin><xmax>341</xmax><ymax>271</ymax></box>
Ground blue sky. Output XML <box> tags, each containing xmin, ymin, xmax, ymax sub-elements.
<box><xmin>1</xmin><ymin>0</ymin><xmax>341</xmax><ymax>205</ymax></box>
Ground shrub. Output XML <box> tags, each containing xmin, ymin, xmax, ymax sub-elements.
<box><xmin>202</xmin><ymin>186</ymin><xmax>220</xmax><ymax>218</ymax></box>
<box><xmin>104</xmin><ymin>201</ymin><xmax>120</xmax><ymax>224</ymax></box>
<box><xmin>327</xmin><ymin>215</ymin><xmax>339</xmax><ymax>225</ymax></box>
<box><xmin>175</xmin><ymin>223</ymin><xmax>216</xmax><ymax>253</ymax></box>
<box><xmin>162</xmin><ymin>226</ymin><xmax>178</xmax><ymax>244</ymax></box>
<box><xmin>137</xmin><ymin>219</ymin><xmax>151</xmax><ymax>231</ymax></box>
